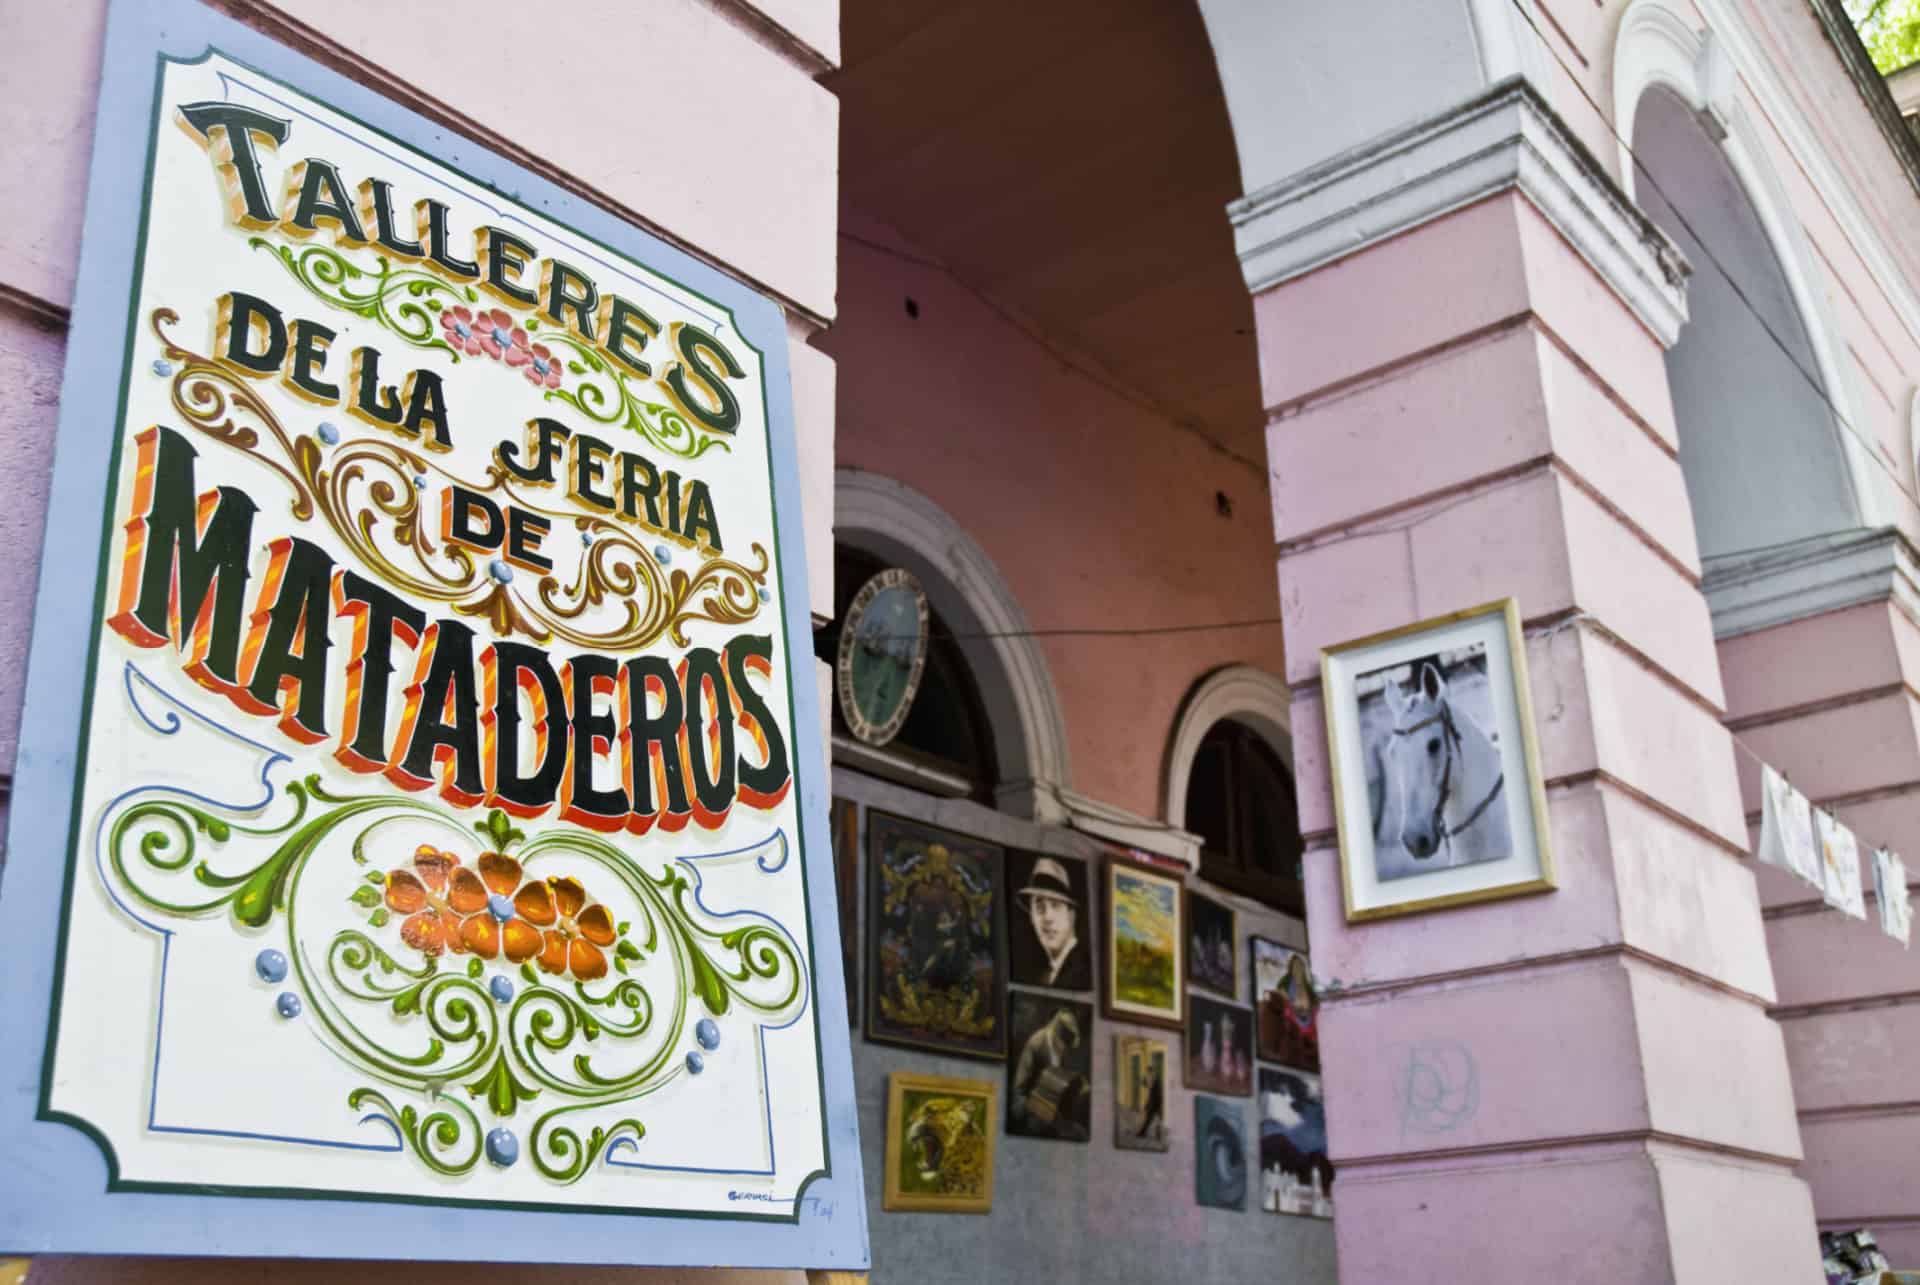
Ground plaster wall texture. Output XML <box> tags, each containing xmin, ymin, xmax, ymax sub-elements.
<box><xmin>819</xmin><ymin>209</ymin><xmax>1287</xmax><ymax>820</ymax></box>
<box><xmin>829</xmin><ymin>769</ymin><xmax>1336</xmax><ymax>1285</ymax></box>
<box><xmin>0</xmin><ymin>0</ymin><xmax>841</xmax><ymax>1281</ymax></box>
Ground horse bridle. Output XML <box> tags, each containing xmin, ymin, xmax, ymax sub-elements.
<box><xmin>1390</xmin><ymin>701</ymin><xmax>1504</xmax><ymax>847</ymax></box>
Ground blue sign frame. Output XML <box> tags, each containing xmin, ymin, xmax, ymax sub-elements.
<box><xmin>0</xmin><ymin>0</ymin><xmax>867</xmax><ymax>1268</ymax></box>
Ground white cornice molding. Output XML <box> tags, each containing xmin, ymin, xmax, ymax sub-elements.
<box><xmin>1228</xmin><ymin>78</ymin><xmax>1691</xmax><ymax>346</ymax></box>
<box><xmin>1163</xmin><ymin>664</ymin><xmax>1294</xmax><ymax>826</ymax></box>
<box><xmin>1058</xmin><ymin>787</ymin><xmax>1203</xmax><ymax>871</ymax></box>
<box><xmin>1701</xmin><ymin>526</ymin><xmax>1920</xmax><ymax>638</ymax></box>
<box><xmin>834</xmin><ymin>470</ymin><xmax>1073</xmax><ymax>812</ymax></box>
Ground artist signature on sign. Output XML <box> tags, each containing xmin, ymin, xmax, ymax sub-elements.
<box><xmin>725</xmin><ymin>1192</ymin><xmax>835</xmax><ymax>1221</ymax></box>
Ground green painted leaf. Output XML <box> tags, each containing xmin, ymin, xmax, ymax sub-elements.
<box><xmin>616</xmin><ymin>920</ymin><xmax>630</xmax><ymax>936</ymax></box>
<box><xmin>369</xmin><ymin>908</ymin><xmax>390</xmax><ymax>927</ymax></box>
<box><xmin>465</xmin><ymin>1050</ymin><xmax>540</xmax><ymax>1118</ymax></box>
<box><xmin>616</xmin><ymin>939</ymin><xmax>641</xmax><ymax>961</ymax></box>
<box><xmin>349</xmin><ymin>885</ymin><xmax>382</xmax><ymax>908</ymax></box>
<box><xmin>467</xmin><ymin>957</ymin><xmax>483</xmax><ymax>979</ymax></box>
<box><xmin>364</xmin><ymin>870</ymin><xmax>386</xmax><ymax>884</ymax></box>
<box><xmin>520</xmin><ymin>961</ymin><xmax>538</xmax><ymax>984</ymax></box>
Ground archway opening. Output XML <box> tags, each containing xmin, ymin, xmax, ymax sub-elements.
<box><xmin>1631</xmin><ymin>86</ymin><xmax>1862</xmax><ymax>566</ymax></box>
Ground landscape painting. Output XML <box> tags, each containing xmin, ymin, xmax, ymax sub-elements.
<box><xmin>1259</xmin><ymin>1067</ymin><xmax>1333</xmax><ymax>1219</ymax></box>
<box><xmin>1102</xmin><ymin>857</ymin><xmax>1185</xmax><ymax>1031</ymax></box>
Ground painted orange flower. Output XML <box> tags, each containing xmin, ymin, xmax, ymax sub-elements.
<box><xmin>382</xmin><ymin>845</ymin><xmax>616</xmax><ymax>979</ymax></box>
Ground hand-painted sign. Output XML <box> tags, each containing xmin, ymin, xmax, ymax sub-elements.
<box><xmin>0</xmin><ymin>2</ymin><xmax>863</xmax><ymax>1269</ymax></box>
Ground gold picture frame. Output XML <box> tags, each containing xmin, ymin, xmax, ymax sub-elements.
<box><xmin>1101</xmin><ymin>856</ymin><xmax>1186</xmax><ymax>1031</ymax></box>
<box><xmin>882</xmin><ymin>1072</ymin><xmax>997</xmax><ymax>1213</ymax></box>
<box><xmin>1320</xmin><ymin>598</ymin><xmax>1555</xmax><ymax>922</ymax></box>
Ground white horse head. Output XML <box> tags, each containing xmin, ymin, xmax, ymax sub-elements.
<box><xmin>1381</xmin><ymin>662</ymin><xmax>1508</xmax><ymax>865</ymax></box>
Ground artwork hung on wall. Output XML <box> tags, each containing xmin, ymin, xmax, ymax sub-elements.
<box><xmin>1321</xmin><ymin>598</ymin><xmax>1555</xmax><ymax>922</ymax></box>
<box><xmin>832</xmin><ymin>797</ymin><xmax>860</xmax><ymax>1029</ymax></box>
<box><xmin>1258</xmin><ymin>1067</ymin><xmax>1333</xmax><ymax>1219</ymax></box>
<box><xmin>866</xmin><ymin>811</ymin><xmax>1008</xmax><ymax>1060</ymax></box>
<box><xmin>1186</xmin><ymin>993</ymin><xmax>1254</xmax><ymax>1097</ymax></box>
<box><xmin>1102</xmin><ymin>857</ymin><xmax>1185</xmax><ymax>1031</ymax></box>
<box><xmin>1005</xmin><ymin>991</ymin><xmax>1093</xmax><ymax>1142</ymax></box>
<box><xmin>883</xmin><ymin>1072</ymin><xmax>997</xmax><ymax>1214</ymax></box>
<box><xmin>1194</xmin><ymin>1095</ymin><xmax>1249</xmax><ymax>1211</ymax></box>
<box><xmin>1251</xmin><ymin>936</ymin><xmax>1319</xmax><ymax>1072</ymax></box>
<box><xmin>1113</xmin><ymin>1034</ymin><xmax>1170</xmax><ymax>1152</ymax></box>
<box><xmin>1007</xmin><ymin>850</ymin><xmax>1092</xmax><ymax>991</ymax></box>
<box><xmin>1185</xmin><ymin>889</ymin><xmax>1237</xmax><ymax>998</ymax></box>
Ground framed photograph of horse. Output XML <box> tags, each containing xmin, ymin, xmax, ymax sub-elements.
<box><xmin>1320</xmin><ymin>598</ymin><xmax>1555</xmax><ymax>923</ymax></box>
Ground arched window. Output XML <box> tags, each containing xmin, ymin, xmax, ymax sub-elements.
<box><xmin>1184</xmin><ymin>719</ymin><xmax>1304</xmax><ymax>915</ymax></box>
<box><xmin>814</xmin><ymin>543</ymin><xmax>997</xmax><ymax>797</ymax></box>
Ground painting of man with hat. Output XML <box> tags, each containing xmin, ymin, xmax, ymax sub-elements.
<box><xmin>1009</xmin><ymin>852</ymin><xmax>1091</xmax><ymax>991</ymax></box>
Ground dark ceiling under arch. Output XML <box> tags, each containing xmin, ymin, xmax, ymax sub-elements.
<box><xmin>827</xmin><ymin>0</ymin><xmax>1265</xmax><ymax>458</ymax></box>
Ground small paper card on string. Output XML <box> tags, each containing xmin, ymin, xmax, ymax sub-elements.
<box><xmin>1873</xmin><ymin>848</ymin><xmax>1912</xmax><ymax>947</ymax></box>
<box><xmin>1757</xmin><ymin>765</ymin><xmax>1822</xmax><ymax>889</ymax></box>
<box><xmin>1815</xmin><ymin>810</ymin><xmax>1868</xmax><ymax>920</ymax></box>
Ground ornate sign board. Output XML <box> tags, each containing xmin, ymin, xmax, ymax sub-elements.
<box><xmin>0</xmin><ymin>0</ymin><xmax>866</xmax><ymax>1270</ymax></box>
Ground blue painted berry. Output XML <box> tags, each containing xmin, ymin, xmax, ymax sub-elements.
<box><xmin>255</xmin><ymin>948</ymin><xmax>289</xmax><ymax>983</ymax></box>
<box><xmin>485</xmin><ymin>1127</ymin><xmax>519</xmax><ymax>1167</ymax></box>
<box><xmin>489</xmin><ymin>975</ymin><xmax>514</xmax><ymax>1005</ymax></box>
<box><xmin>275</xmin><ymin>992</ymin><xmax>303</xmax><ymax>1019</ymax></box>
<box><xmin>695</xmin><ymin>1018</ymin><xmax>721</xmax><ymax>1051</ymax></box>
<box><xmin>685</xmin><ymin>1050</ymin><xmax>705</xmax><ymax>1075</ymax></box>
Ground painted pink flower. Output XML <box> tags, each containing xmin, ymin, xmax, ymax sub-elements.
<box><xmin>439</xmin><ymin>304</ymin><xmax>486</xmax><ymax>358</ymax></box>
<box><xmin>522</xmin><ymin>342</ymin><xmax>563</xmax><ymax>390</ymax></box>
<box><xmin>473</xmin><ymin>307</ymin><xmax>532</xmax><ymax>368</ymax></box>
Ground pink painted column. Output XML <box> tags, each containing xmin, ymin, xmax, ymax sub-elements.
<box><xmin>1244</xmin><ymin>84</ymin><xmax>1824</xmax><ymax>1282</ymax></box>
<box><xmin>1720</xmin><ymin>599</ymin><xmax>1920</xmax><ymax>1261</ymax></box>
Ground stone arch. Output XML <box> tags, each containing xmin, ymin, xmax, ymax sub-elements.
<box><xmin>1614</xmin><ymin>0</ymin><xmax>1884</xmax><ymax>569</ymax></box>
<box><xmin>1163</xmin><ymin>664</ymin><xmax>1293</xmax><ymax>828</ymax></box>
<box><xmin>832</xmin><ymin>468</ymin><xmax>1071</xmax><ymax>819</ymax></box>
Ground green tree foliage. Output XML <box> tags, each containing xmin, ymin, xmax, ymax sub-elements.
<box><xmin>1847</xmin><ymin>0</ymin><xmax>1920</xmax><ymax>74</ymax></box>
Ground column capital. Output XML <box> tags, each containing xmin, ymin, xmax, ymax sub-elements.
<box><xmin>1229</xmin><ymin>78</ymin><xmax>1692</xmax><ymax>346</ymax></box>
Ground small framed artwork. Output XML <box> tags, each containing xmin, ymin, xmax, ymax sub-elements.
<box><xmin>1185</xmin><ymin>889</ymin><xmax>1237</xmax><ymax>998</ymax></box>
<box><xmin>1195</xmin><ymin>1095</ymin><xmax>1248</xmax><ymax>1211</ymax></box>
<box><xmin>1258</xmin><ymin>1067</ymin><xmax>1333</xmax><ymax>1218</ymax></box>
<box><xmin>1006</xmin><ymin>991</ymin><xmax>1093</xmax><ymax>1142</ymax></box>
<box><xmin>1251</xmin><ymin>936</ymin><xmax>1318</xmax><ymax>1072</ymax></box>
<box><xmin>883</xmin><ymin>1071</ymin><xmax>997</xmax><ymax>1214</ymax></box>
<box><xmin>1114</xmin><ymin>1034</ymin><xmax>1170</xmax><ymax>1152</ymax></box>
<box><xmin>1186</xmin><ymin>993</ymin><xmax>1253</xmax><ymax>1096</ymax></box>
<box><xmin>1101</xmin><ymin>856</ymin><xmax>1186</xmax><ymax>1031</ymax></box>
<box><xmin>831</xmin><ymin>797</ymin><xmax>860</xmax><ymax>1029</ymax></box>
<box><xmin>1008</xmin><ymin>850</ymin><xmax>1092</xmax><ymax>991</ymax></box>
<box><xmin>866</xmin><ymin>811</ymin><xmax>1009</xmax><ymax>1060</ymax></box>
<box><xmin>1320</xmin><ymin>597</ymin><xmax>1555</xmax><ymax>923</ymax></box>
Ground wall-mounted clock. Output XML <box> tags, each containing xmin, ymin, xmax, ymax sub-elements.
<box><xmin>835</xmin><ymin>567</ymin><xmax>930</xmax><ymax>747</ymax></box>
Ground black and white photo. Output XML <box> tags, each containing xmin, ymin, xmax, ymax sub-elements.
<box><xmin>1007</xmin><ymin>851</ymin><xmax>1092</xmax><ymax>991</ymax></box>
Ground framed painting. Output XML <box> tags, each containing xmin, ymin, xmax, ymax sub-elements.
<box><xmin>1258</xmin><ymin>1067</ymin><xmax>1333</xmax><ymax>1218</ymax></box>
<box><xmin>1007</xmin><ymin>850</ymin><xmax>1092</xmax><ymax>991</ymax></box>
<box><xmin>1186</xmin><ymin>994</ymin><xmax>1253</xmax><ymax>1097</ymax></box>
<box><xmin>832</xmin><ymin>797</ymin><xmax>860</xmax><ymax>1029</ymax></box>
<box><xmin>1101</xmin><ymin>856</ymin><xmax>1185</xmax><ymax>1031</ymax></box>
<box><xmin>1321</xmin><ymin>598</ymin><xmax>1555</xmax><ymax>922</ymax></box>
<box><xmin>1113</xmin><ymin>1034</ymin><xmax>1170</xmax><ymax>1152</ymax></box>
<box><xmin>1005</xmin><ymin>991</ymin><xmax>1093</xmax><ymax>1142</ymax></box>
<box><xmin>865</xmin><ymin>811</ymin><xmax>1008</xmax><ymax>1060</ymax></box>
<box><xmin>1194</xmin><ymin>1095</ymin><xmax>1248</xmax><ymax>1211</ymax></box>
<box><xmin>1185</xmin><ymin>889</ymin><xmax>1237</xmax><ymax>998</ymax></box>
<box><xmin>1251</xmin><ymin>936</ymin><xmax>1319</xmax><ymax>1072</ymax></box>
<box><xmin>883</xmin><ymin>1072</ymin><xmax>996</xmax><ymax>1214</ymax></box>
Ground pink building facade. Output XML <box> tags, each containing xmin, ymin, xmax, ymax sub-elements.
<box><xmin>1</xmin><ymin>0</ymin><xmax>1917</xmax><ymax>1281</ymax></box>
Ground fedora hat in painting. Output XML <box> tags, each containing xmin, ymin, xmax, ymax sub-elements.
<box><xmin>1016</xmin><ymin>857</ymin><xmax>1077</xmax><ymax>909</ymax></box>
